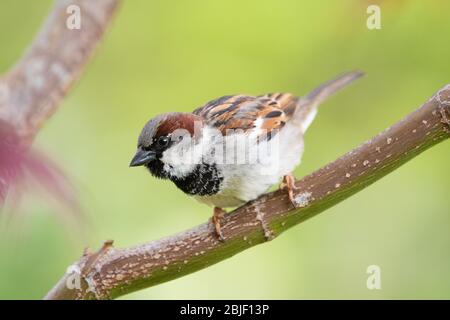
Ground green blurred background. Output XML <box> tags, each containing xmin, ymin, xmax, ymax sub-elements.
<box><xmin>0</xmin><ymin>0</ymin><xmax>449</xmax><ymax>299</ymax></box>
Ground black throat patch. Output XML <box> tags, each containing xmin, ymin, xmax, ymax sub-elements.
<box><xmin>171</xmin><ymin>163</ymin><xmax>223</xmax><ymax>196</ymax></box>
<box><xmin>146</xmin><ymin>159</ymin><xmax>169</xmax><ymax>179</ymax></box>
<box><xmin>146</xmin><ymin>160</ymin><xmax>223</xmax><ymax>196</ymax></box>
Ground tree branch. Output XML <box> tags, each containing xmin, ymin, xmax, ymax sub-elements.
<box><xmin>44</xmin><ymin>85</ymin><xmax>450</xmax><ymax>300</ymax></box>
<box><xmin>0</xmin><ymin>0</ymin><xmax>121</xmax><ymax>205</ymax></box>
<box><xmin>0</xmin><ymin>0</ymin><xmax>121</xmax><ymax>141</ymax></box>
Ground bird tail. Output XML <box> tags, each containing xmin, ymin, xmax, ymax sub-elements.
<box><xmin>293</xmin><ymin>71</ymin><xmax>364</xmax><ymax>133</ymax></box>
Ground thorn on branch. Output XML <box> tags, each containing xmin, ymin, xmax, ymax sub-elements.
<box><xmin>81</xmin><ymin>239</ymin><xmax>114</xmax><ymax>277</ymax></box>
<box><xmin>255</xmin><ymin>202</ymin><xmax>275</xmax><ymax>241</ymax></box>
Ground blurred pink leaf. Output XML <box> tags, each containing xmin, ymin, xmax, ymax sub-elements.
<box><xmin>0</xmin><ymin>121</ymin><xmax>81</xmax><ymax>217</ymax></box>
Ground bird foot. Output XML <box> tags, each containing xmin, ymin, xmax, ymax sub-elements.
<box><xmin>280</xmin><ymin>174</ymin><xmax>298</xmax><ymax>208</ymax></box>
<box><xmin>211</xmin><ymin>207</ymin><xmax>226</xmax><ymax>241</ymax></box>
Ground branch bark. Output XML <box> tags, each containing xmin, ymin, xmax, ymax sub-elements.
<box><xmin>0</xmin><ymin>0</ymin><xmax>121</xmax><ymax>205</ymax></box>
<box><xmin>0</xmin><ymin>0</ymin><xmax>120</xmax><ymax>141</ymax></box>
<box><xmin>45</xmin><ymin>85</ymin><xmax>450</xmax><ymax>300</ymax></box>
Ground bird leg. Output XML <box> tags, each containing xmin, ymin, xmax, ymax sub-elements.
<box><xmin>212</xmin><ymin>207</ymin><xmax>226</xmax><ymax>241</ymax></box>
<box><xmin>280</xmin><ymin>174</ymin><xmax>298</xmax><ymax>207</ymax></box>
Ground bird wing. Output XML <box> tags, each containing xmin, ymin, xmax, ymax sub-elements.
<box><xmin>193</xmin><ymin>93</ymin><xmax>300</xmax><ymax>138</ymax></box>
<box><xmin>193</xmin><ymin>71</ymin><xmax>364</xmax><ymax>138</ymax></box>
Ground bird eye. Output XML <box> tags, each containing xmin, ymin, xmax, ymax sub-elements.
<box><xmin>157</xmin><ymin>135</ymin><xmax>170</xmax><ymax>148</ymax></box>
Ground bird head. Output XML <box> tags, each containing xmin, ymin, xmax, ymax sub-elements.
<box><xmin>130</xmin><ymin>112</ymin><xmax>203</xmax><ymax>179</ymax></box>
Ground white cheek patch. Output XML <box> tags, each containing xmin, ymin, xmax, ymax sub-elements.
<box><xmin>160</xmin><ymin>132</ymin><xmax>210</xmax><ymax>178</ymax></box>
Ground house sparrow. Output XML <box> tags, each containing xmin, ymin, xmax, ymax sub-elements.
<box><xmin>130</xmin><ymin>71</ymin><xmax>363</xmax><ymax>240</ymax></box>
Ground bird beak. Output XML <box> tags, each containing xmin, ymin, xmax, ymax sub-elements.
<box><xmin>129</xmin><ymin>148</ymin><xmax>157</xmax><ymax>167</ymax></box>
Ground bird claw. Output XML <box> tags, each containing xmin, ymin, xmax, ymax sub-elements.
<box><xmin>212</xmin><ymin>207</ymin><xmax>226</xmax><ymax>241</ymax></box>
<box><xmin>280</xmin><ymin>174</ymin><xmax>298</xmax><ymax>208</ymax></box>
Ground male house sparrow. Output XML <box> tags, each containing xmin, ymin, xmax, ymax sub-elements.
<box><xmin>130</xmin><ymin>71</ymin><xmax>363</xmax><ymax>240</ymax></box>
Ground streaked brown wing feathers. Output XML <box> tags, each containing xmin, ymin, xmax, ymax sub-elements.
<box><xmin>193</xmin><ymin>93</ymin><xmax>299</xmax><ymax>136</ymax></box>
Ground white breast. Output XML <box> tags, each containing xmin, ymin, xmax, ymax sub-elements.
<box><xmin>195</xmin><ymin>122</ymin><xmax>305</xmax><ymax>208</ymax></box>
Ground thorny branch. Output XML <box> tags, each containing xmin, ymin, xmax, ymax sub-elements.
<box><xmin>45</xmin><ymin>85</ymin><xmax>450</xmax><ymax>299</ymax></box>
